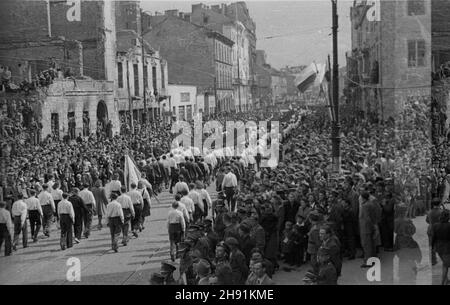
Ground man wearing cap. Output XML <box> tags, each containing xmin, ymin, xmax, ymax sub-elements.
<box><xmin>58</xmin><ymin>193</ymin><xmax>75</xmax><ymax>250</ymax></box>
<box><xmin>38</xmin><ymin>184</ymin><xmax>55</xmax><ymax>237</ymax></box>
<box><xmin>160</xmin><ymin>261</ymin><xmax>177</xmax><ymax>285</ymax></box>
<box><xmin>117</xmin><ymin>186</ymin><xmax>134</xmax><ymax>246</ymax></box>
<box><xmin>128</xmin><ymin>183</ymin><xmax>143</xmax><ymax>238</ymax></box>
<box><xmin>11</xmin><ymin>194</ymin><xmax>28</xmax><ymax>251</ymax></box>
<box><xmin>69</xmin><ymin>188</ymin><xmax>89</xmax><ymax>244</ymax></box>
<box><xmin>25</xmin><ymin>189</ymin><xmax>42</xmax><ymax>243</ymax></box>
<box><xmin>225</xmin><ymin>237</ymin><xmax>249</xmax><ymax>284</ymax></box>
<box><xmin>105</xmin><ymin>193</ymin><xmax>124</xmax><ymax>252</ymax></box>
<box><xmin>0</xmin><ymin>201</ymin><xmax>13</xmax><ymax>256</ymax></box>
<box><xmin>307</xmin><ymin>211</ymin><xmax>323</xmax><ymax>273</ymax></box>
<box><xmin>194</xmin><ymin>258</ymin><xmax>212</xmax><ymax>285</ymax></box>
<box><xmin>79</xmin><ymin>184</ymin><xmax>96</xmax><ymax>238</ymax></box>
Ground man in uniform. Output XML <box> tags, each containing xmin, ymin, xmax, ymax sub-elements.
<box><xmin>105</xmin><ymin>193</ymin><xmax>124</xmax><ymax>253</ymax></box>
<box><xmin>79</xmin><ymin>184</ymin><xmax>96</xmax><ymax>238</ymax></box>
<box><xmin>128</xmin><ymin>183</ymin><xmax>143</xmax><ymax>238</ymax></box>
<box><xmin>11</xmin><ymin>194</ymin><xmax>28</xmax><ymax>251</ymax></box>
<box><xmin>38</xmin><ymin>184</ymin><xmax>55</xmax><ymax>237</ymax></box>
<box><xmin>58</xmin><ymin>193</ymin><xmax>75</xmax><ymax>250</ymax></box>
<box><xmin>160</xmin><ymin>261</ymin><xmax>177</xmax><ymax>285</ymax></box>
<box><xmin>26</xmin><ymin>189</ymin><xmax>42</xmax><ymax>242</ymax></box>
<box><xmin>117</xmin><ymin>186</ymin><xmax>134</xmax><ymax>246</ymax></box>
<box><xmin>0</xmin><ymin>201</ymin><xmax>13</xmax><ymax>256</ymax></box>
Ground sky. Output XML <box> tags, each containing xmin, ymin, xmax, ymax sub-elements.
<box><xmin>141</xmin><ymin>0</ymin><xmax>353</xmax><ymax>69</ymax></box>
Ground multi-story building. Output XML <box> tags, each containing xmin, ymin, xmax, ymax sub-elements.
<box><xmin>115</xmin><ymin>1</ymin><xmax>168</xmax><ymax>124</ymax></box>
<box><xmin>347</xmin><ymin>0</ymin><xmax>431</xmax><ymax>120</ymax></box>
<box><xmin>254</xmin><ymin>50</ymin><xmax>272</xmax><ymax>109</ymax></box>
<box><xmin>0</xmin><ymin>0</ymin><xmax>119</xmax><ymax>139</ymax></box>
<box><xmin>168</xmin><ymin>84</ymin><xmax>198</xmax><ymax>122</ymax></box>
<box><xmin>143</xmin><ymin>11</ymin><xmax>234</xmax><ymax>115</ymax></box>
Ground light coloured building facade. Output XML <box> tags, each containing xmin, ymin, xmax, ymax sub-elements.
<box><xmin>168</xmin><ymin>84</ymin><xmax>198</xmax><ymax>122</ymax></box>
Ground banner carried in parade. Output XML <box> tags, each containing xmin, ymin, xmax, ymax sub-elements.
<box><xmin>124</xmin><ymin>154</ymin><xmax>141</xmax><ymax>191</ymax></box>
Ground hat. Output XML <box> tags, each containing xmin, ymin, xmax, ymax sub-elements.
<box><xmin>194</xmin><ymin>259</ymin><xmax>211</xmax><ymax>277</ymax></box>
<box><xmin>161</xmin><ymin>261</ymin><xmax>176</xmax><ymax>273</ymax></box>
<box><xmin>224</xmin><ymin>237</ymin><xmax>239</xmax><ymax>247</ymax></box>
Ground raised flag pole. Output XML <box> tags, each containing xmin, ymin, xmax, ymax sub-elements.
<box><xmin>331</xmin><ymin>0</ymin><xmax>341</xmax><ymax>173</ymax></box>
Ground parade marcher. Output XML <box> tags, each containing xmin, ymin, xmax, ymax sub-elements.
<box><xmin>50</xmin><ymin>182</ymin><xmax>63</xmax><ymax>228</ymax></box>
<box><xmin>11</xmin><ymin>194</ymin><xmax>28</xmax><ymax>250</ymax></box>
<box><xmin>79</xmin><ymin>183</ymin><xmax>96</xmax><ymax>238</ymax></box>
<box><xmin>222</xmin><ymin>167</ymin><xmax>238</xmax><ymax>212</ymax></box>
<box><xmin>138</xmin><ymin>181</ymin><xmax>151</xmax><ymax>230</ymax></box>
<box><xmin>117</xmin><ymin>186</ymin><xmax>134</xmax><ymax>246</ymax></box>
<box><xmin>0</xmin><ymin>201</ymin><xmax>13</xmax><ymax>256</ymax></box>
<box><xmin>26</xmin><ymin>189</ymin><xmax>42</xmax><ymax>242</ymax></box>
<box><xmin>58</xmin><ymin>193</ymin><xmax>75</xmax><ymax>250</ymax></box>
<box><xmin>91</xmin><ymin>179</ymin><xmax>108</xmax><ymax>230</ymax></box>
<box><xmin>69</xmin><ymin>188</ymin><xmax>89</xmax><ymax>244</ymax></box>
<box><xmin>174</xmin><ymin>175</ymin><xmax>189</xmax><ymax>195</ymax></box>
<box><xmin>38</xmin><ymin>184</ymin><xmax>55</xmax><ymax>237</ymax></box>
<box><xmin>105</xmin><ymin>193</ymin><xmax>124</xmax><ymax>253</ymax></box>
<box><xmin>180</xmin><ymin>189</ymin><xmax>194</xmax><ymax>222</ymax></box>
<box><xmin>168</xmin><ymin>201</ymin><xmax>186</xmax><ymax>262</ymax></box>
<box><xmin>188</xmin><ymin>183</ymin><xmax>203</xmax><ymax>223</ymax></box>
<box><xmin>128</xmin><ymin>183</ymin><xmax>143</xmax><ymax>237</ymax></box>
<box><xmin>196</xmin><ymin>181</ymin><xmax>212</xmax><ymax>219</ymax></box>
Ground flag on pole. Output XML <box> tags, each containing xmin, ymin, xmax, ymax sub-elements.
<box><xmin>366</xmin><ymin>0</ymin><xmax>380</xmax><ymax>22</ymax></box>
<box><xmin>124</xmin><ymin>154</ymin><xmax>141</xmax><ymax>191</ymax></box>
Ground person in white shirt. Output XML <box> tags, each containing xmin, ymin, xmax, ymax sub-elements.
<box><xmin>57</xmin><ymin>193</ymin><xmax>75</xmax><ymax>250</ymax></box>
<box><xmin>106</xmin><ymin>193</ymin><xmax>124</xmax><ymax>253</ymax></box>
<box><xmin>51</xmin><ymin>182</ymin><xmax>63</xmax><ymax>226</ymax></box>
<box><xmin>180</xmin><ymin>189</ymin><xmax>194</xmax><ymax>221</ymax></box>
<box><xmin>188</xmin><ymin>183</ymin><xmax>203</xmax><ymax>223</ymax></box>
<box><xmin>174</xmin><ymin>193</ymin><xmax>190</xmax><ymax>224</ymax></box>
<box><xmin>38</xmin><ymin>184</ymin><xmax>55</xmax><ymax>237</ymax></box>
<box><xmin>222</xmin><ymin>167</ymin><xmax>238</xmax><ymax>212</ymax></box>
<box><xmin>167</xmin><ymin>201</ymin><xmax>185</xmax><ymax>262</ymax></box>
<box><xmin>79</xmin><ymin>184</ymin><xmax>96</xmax><ymax>238</ymax></box>
<box><xmin>117</xmin><ymin>186</ymin><xmax>134</xmax><ymax>246</ymax></box>
<box><xmin>128</xmin><ymin>183</ymin><xmax>143</xmax><ymax>237</ymax></box>
<box><xmin>11</xmin><ymin>194</ymin><xmax>28</xmax><ymax>250</ymax></box>
<box><xmin>109</xmin><ymin>173</ymin><xmax>122</xmax><ymax>196</ymax></box>
<box><xmin>174</xmin><ymin>176</ymin><xmax>189</xmax><ymax>195</ymax></box>
<box><xmin>138</xmin><ymin>181</ymin><xmax>151</xmax><ymax>231</ymax></box>
<box><xmin>26</xmin><ymin>189</ymin><xmax>42</xmax><ymax>242</ymax></box>
<box><xmin>196</xmin><ymin>181</ymin><xmax>212</xmax><ymax>218</ymax></box>
<box><xmin>0</xmin><ymin>201</ymin><xmax>14</xmax><ymax>256</ymax></box>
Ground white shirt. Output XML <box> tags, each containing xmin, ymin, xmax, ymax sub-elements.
<box><xmin>11</xmin><ymin>200</ymin><xmax>28</xmax><ymax>225</ymax></box>
<box><xmin>167</xmin><ymin>208</ymin><xmax>186</xmax><ymax>232</ymax></box>
<box><xmin>168</xmin><ymin>157</ymin><xmax>177</xmax><ymax>168</ymax></box>
<box><xmin>79</xmin><ymin>188</ymin><xmax>96</xmax><ymax>205</ymax></box>
<box><xmin>128</xmin><ymin>189</ymin><xmax>144</xmax><ymax>205</ymax></box>
<box><xmin>181</xmin><ymin>196</ymin><xmax>195</xmax><ymax>216</ymax></box>
<box><xmin>177</xmin><ymin>201</ymin><xmax>190</xmax><ymax>223</ymax></box>
<box><xmin>38</xmin><ymin>191</ymin><xmax>55</xmax><ymax>210</ymax></box>
<box><xmin>0</xmin><ymin>208</ymin><xmax>13</xmax><ymax>237</ymax></box>
<box><xmin>51</xmin><ymin>188</ymin><xmax>63</xmax><ymax>201</ymax></box>
<box><xmin>198</xmin><ymin>188</ymin><xmax>212</xmax><ymax>208</ymax></box>
<box><xmin>174</xmin><ymin>182</ymin><xmax>189</xmax><ymax>195</ymax></box>
<box><xmin>106</xmin><ymin>200</ymin><xmax>124</xmax><ymax>223</ymax></box>
<box><xmin>26</xmin><ymin>196</ymin><xmax>43</xmax><ymax>215</ymax></box>
<box><xmin>188</xmin><ymin>189</ymin><xmax>203</xmax><ymax>212</ymax></box>
<box><xmin>222</xmin><ymin>172</ymin><xmax>238</xmax><ymax>188</ymax></box>
<box><xmin>110</xmin><ymin>180</ymin><xmax>122</xmax><ymax>192</ymax></box>
<box><xmin>57</xmin><ymin>199</ymin><xmax>75</xmax><ymax>222</ymax></box>
<box><xmin>117</xmin><ymin>194</ymin><xmax>135</xmax><ymax>217</ymax></box>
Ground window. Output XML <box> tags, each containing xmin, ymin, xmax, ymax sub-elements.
<box><xmin>152</xmin><ymin>66</ymin><xmax>157</xmax><ymax>92</ymax></box>
<box><xmin>187</xmin><ymin>105</ymin><xmax>192</xmax><ymax>121</ymax></box>
<box><xmin>408</xmin><ymin>40</ymin><xmax>426</xmax><ymax>67</ymax></box>
<box><xmin>143</xmin><ymin>65</ymin><xmax>148</xmax><ymax>90</ymax></box>
<box><xmin>179</xmin><ymin>106</ymin><xmax>185</xmax><ymax>120</ymax></box>
<box><xmin>118</xmin><ymin>62</ymin><xmax>123</xmax><ymax>88</ymax></box>
<box><xmin>408</xmin><ymin>0</ymin><xmax>425</xmax><ymax>16</ymax></box>
<box><xmin>133</xmin><ymin>64</ymin><xmax>139</xmax><ymax>96</ymax></box>
<box><xmin>180</xmin><ymin>92</ymin><xmax>190</xmax><ymax>103</ymax></box>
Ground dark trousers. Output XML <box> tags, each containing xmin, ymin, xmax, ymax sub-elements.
<box><xmin>109</xmin><ymin>217</ymin><xmax>122</xmax><ymax>251</ymax></box>
<box><xmin>13</xmin><ymin>216</ymin><xmax>28</xmax><ymax>248</ymax></box>
<box><xmin>0</xmin><ymin>223</ymin><xmax>12</xmax><ymax>256</ymax></box>
<box><xmin>29</xmin><ymin>210</ymin><xmax>41</xmax><ymax>240</ymax></box>
<box><xmin>54</xmin><ymin>200</ymin><xmax>61</xmax><ymax>221</ymax></box>
<box><xmin>203</xmin><ymin>199</ymin><xmax>208</xmax><ymax>218</ymax></box>
<box><xmin>83</xmin><ymin>204</ymin><xmax>94</xmax><ymax>237</ymax></box>
<box><xmin>343</xmin><ymin>222</ymin><xmax>356</xmax><ymax>256</ymax></box>
<box><xmin>74</xmin><ymin>209</ymin><xmax>83</xmax><ymax>239</ymax></box>
<box><xmin>122</xmin><ymin>209</ymin><xmax>131</xmax><ymax>243</ymax></box>
<box><xmin>132</xmin><ymin>204</ymin><xmax>142</xmax><ymax>231</ymax></box>
<box><xmin>60</xmin><ymin>214</ymin><xmax>73</xmax><ymax>250</ymax></box>
<box><xmin>380</xmin><ymin>217</ymin><xmax>394</xmax><ymax>250</ymax></box>
<box><xmin>42</xmin><ymin>205</ymin><xmax>53</xmax><ymax>236</ymax></box>
<box><xmin>224</xmin><ymin>187</ymin><xmax>236</xmax><ymax>212</ymax></box>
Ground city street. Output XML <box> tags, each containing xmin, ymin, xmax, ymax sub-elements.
<box><xmin>0</xmin><ymin>182</ymin><xmax>445</xmax><ymax>285</ymax></box>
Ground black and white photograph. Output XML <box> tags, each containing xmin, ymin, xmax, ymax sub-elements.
<box><xmin>0</xmin><ymin>0</ymin><xmax>449</xmax><ymax>290</ymax></box>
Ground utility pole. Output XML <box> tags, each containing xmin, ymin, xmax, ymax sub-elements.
<box><xmin>331</xmin><ymin>0</ymin><xmax>341</xmax><ymax>173</ymax></box>
<box><xmin>126</xmin><ymin>61</ymin><xmax>134</xmax><ymax>134</ymax></box>
<box><xmin>140</xmin><ymin>8</ymin><xmax>148</xmax><ymax>124</ymax></box>
<box><xmin>214</xmin><ymin>75</ymin><xmax>218</xmax><ymax>114</ymax></box>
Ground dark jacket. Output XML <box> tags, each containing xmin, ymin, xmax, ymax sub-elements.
<box><xmin>229</xmin><ymin>249</ymin><xmax>249</xmax><ymax>284</ymax></box>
